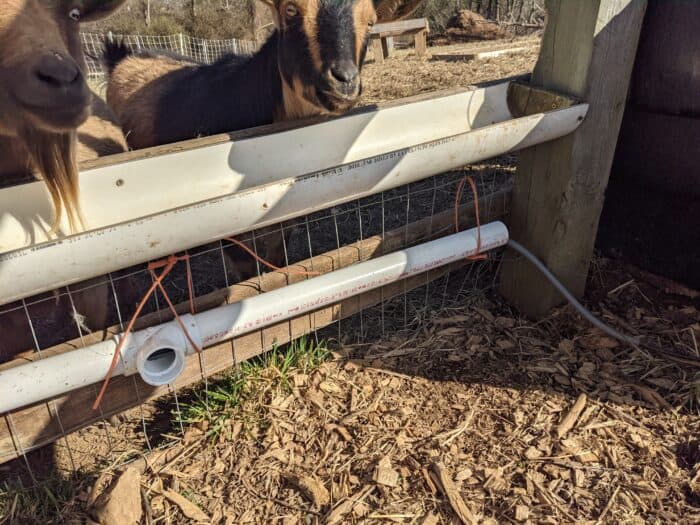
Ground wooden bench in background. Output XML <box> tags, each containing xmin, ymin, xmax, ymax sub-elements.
<box><xmin>370</xmin><ymin>18</ymin><xmax>429</xmax><ymax>63</ymax></box>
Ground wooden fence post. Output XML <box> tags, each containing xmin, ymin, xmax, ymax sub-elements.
<box><xmin>499</xmin><ymin>0</ymin><xmax>647</xmax><ymax>317</ymax></box>
<box><xmin>414</xmin><ymin>29</ymin><xmax>428</xmax><ymax>56</ymax></box>
<box><xmin>371</xmin><ymin>37</ymin><xmax>385</xmax><ymax>63</ymax></box>
<box><xmin>381</xmin><ymin>36</ymin><xmax>391</xmax><ymax>59</ymax></box>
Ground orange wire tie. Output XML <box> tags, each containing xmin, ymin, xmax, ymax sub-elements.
<box><xmin>455</xmin><ymin>175</ymin><xmax>488</xmax><ymax>261</ymax></box>
<box><xmin>93</xmin><ymin>254</ymin><xmax>200</xmax><ymax>410</ymax></box>
<box><xmin>95</xmin><ymin>184</ymin><xmax>482</xmax><ymax>409</ymax></box>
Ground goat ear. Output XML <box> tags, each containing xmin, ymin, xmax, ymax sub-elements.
<box><xmin>374</xmin><ymin>0</ymin><xmax>423</xmax><ymax>22</ymax></box>
<box><xmin>79</xmin><ymin>0</ymin><xmax>127</xmax><ymax>22</ymax></box>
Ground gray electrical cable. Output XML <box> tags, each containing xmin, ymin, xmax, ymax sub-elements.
<box><xmin>506</xmin><ymin>239</ymin><xmax>641</xmax><ymax>347</ymax></box>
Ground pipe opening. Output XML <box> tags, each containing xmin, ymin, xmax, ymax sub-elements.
<box><xmin>137</xmin><ymin>346</ymin><xmax>186</xmax><ymax>386</ymax></box>
<box><xmin>136</xmin><ymin>327</ymin><xmax>191</xmax><ymax>387</ymax></box>
<box><xmin>144</xmin><ymin>348</ymin><xmax>178</xmax><ymax>375</ymax></box>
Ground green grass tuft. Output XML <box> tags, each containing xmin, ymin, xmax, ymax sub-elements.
<box><xmin>175</xmin><ymin>336</ymin><xmax>329</xmax><ymax>441</ymax></box>
<box><xmin>0</xmin><ymin>338</ymin><xmax>329</xmax><ymax>521</ymax></box>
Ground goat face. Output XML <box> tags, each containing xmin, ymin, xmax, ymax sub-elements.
<box><xmin>0</xmin><ymin>0</ymin><xmax>125</xmax><ymax>231</ymax></box>
<box><xmin>262</xmin><ymin>0</ymin><xmax>368</xmax><ymax>114</ymax></box>
<box><xmin>0</xmin><ymin>1</ymin><xmax>124</xmax><ymax>135</ymax></box>
<box><xmin>265</xmin><ymin>0</ymin><xmax>423</xmax><ymax>114</ymax></box>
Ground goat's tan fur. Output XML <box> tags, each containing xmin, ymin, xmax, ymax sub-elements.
<box><xmin>77</xmin><ymin>96</ymin><xmax>129</xmax><ymax>161</ymax></box>
<box><xmin>106</xmin><ymin>55</ymin><xmax>193</xmax><ymax>150</ymax></box>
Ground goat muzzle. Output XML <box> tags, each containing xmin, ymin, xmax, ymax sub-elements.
<box><xmin>12</xmin><ymin>52</ymin><xmax>91</xmax><ymax>131</ymax></box>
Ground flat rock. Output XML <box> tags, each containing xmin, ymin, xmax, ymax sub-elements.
<box><xmin>90</xmin><ymin>467</ymin><xmax>142</xmax><ymax>525</ymax></box>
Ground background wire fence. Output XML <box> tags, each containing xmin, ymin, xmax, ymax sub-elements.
<box><xmin>81</xmin><ymin>32</ymin><xmax>258</xmax><ymax>79</ymax></box>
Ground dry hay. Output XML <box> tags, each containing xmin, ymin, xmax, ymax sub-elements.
<box><xmin>445</xmin><ymin>10</ymin><xmax>512</xmax><ymax>42</ymax></box>
<box><xmin>359</xmin><ymin>45</ymin><xmax>538</xmax><ymax>106</ymax></box>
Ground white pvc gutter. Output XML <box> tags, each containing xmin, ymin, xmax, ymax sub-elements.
<box><xmin>0</xmin><ymin>221</ymin><xmax>507</xmax><ymax>414</ymax></box>
<box><xmin>0</xmin><ymin>82</ymin><xmax>587</xmax><ymax>304</ymax></box>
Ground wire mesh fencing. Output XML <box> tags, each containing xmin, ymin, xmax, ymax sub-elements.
<box><xmin>0</xmin><ymin>159</ymin><xmax>514</xmax><ymax>488</ymax></box>
<box><xmin>81</xmin><ymin>32</ymin><xmax>258</xmax><ymax>79</ymax></box>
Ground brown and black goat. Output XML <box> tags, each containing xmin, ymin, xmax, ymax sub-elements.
<box><xmin>102</xmin><ymin>0</ymin><xmax>421</xmax><ymax>283</ymax></box>
<box><xmin>103</xmin><ymin>0</ymin><xmax>423</xmax><ymax>149</ymax></box>
<box><xmin>0</xmin><ymin>0</ymin><xmax>128</xmax><ymax>232</ymax></box>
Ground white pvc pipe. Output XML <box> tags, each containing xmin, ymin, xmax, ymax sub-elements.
<box><xmin>0</xmin><ymin>85</ymin><xmax>512</xmax><ymax>249</ymax></box>
<box><xmin>0</xmin><ymin>221</ymin><xmax>508</xmax><ymax>414</ymax></box>
<box><xmin>0</xmin><ymin>96</ymin><xmax>586</xmax><ymax>304</ymax></box>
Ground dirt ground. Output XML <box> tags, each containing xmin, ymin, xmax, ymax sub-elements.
<box><xmin>359</xmin><ymin>39</ymin><xmax>539</xmax><ymax>105</ymax></box>
<box><xmin>5</xmin><ymin>41</ymin><xmax>700</xmax><ymax>524</ymax></box>
<box><xmin>24</xmin><ymin>257</ymin><xmax>698</xmax><ymax>525</ymax></box>
<box><xmin>160</xmin><ymin>271</ymin><xmax>698</xmax><ymax>525</ymax></box>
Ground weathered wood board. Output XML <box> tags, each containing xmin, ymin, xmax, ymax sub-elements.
<box><xmin>500</xmin><ymin>0</ymin><xmax>647</xmax><ymax>317</ymax></box>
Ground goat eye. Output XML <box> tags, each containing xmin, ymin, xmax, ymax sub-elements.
<box><xmin>68</xmin><ymin>8</ymin><xmax>81</xmax><ymax>21</ymax></box>
<box><xmin>285</xmin><ymin>4</ymin><xmax>298</xmax><ymax>17</ymax></box>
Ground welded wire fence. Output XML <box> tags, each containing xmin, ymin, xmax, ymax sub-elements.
<box><xmin>0</xmin><ymin>161</ymin><xmax>514</xmax><ymax>486</ymax></box>
<box><xmin>81</xmin><ymin>32</ymin><xmax>258</xmax><ymax>79</ymax></box>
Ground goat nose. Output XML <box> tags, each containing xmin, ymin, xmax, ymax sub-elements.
<box><xmin>329</xmin><ymin>61</ymin><xmax>359</xmax><ymax>84</ymax></box>
<box><xmin>34</xmin><ymin>53</ymin><xmax>81</xmax><ymax>89</ymax></box>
